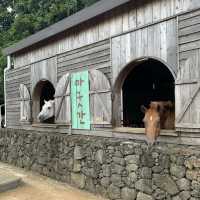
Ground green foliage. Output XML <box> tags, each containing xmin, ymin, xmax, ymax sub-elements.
<box><xmin>0</xmin><ymin>0</ymin><xmax>99</xmax><ymax>104</ymax></box>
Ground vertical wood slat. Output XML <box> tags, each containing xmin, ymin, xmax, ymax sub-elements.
<box><xmin>19</xmin><ymin>84</ymin><xmax>31</xmax><ymax>123</ymax></box>
<box><xmin>111</xmin><ymin>18</ymin><xmax>177</xmax><ymax>84</ymax></box>
<box><xmin>54</xmin><ymin>73</ymin><xmax>71</xmax><ymax>124</ymax></box>
<box><xmin>31</xmin><ymin>56</ymin><xmax>57</xmax><ymax>93</ymax></box>
<box><xmin>89</xmin><ymin>70</ymin><xmax>112</xmax><ymax>125</ymax></box>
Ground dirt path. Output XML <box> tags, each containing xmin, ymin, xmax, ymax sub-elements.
<box><xmin>0</xmin><ymin>162</ymin><xmax>107</xmax><ymax>200</ymax></box>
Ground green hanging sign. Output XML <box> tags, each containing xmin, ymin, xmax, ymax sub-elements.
<box><xmin>71</xmin><ymin>71</ymin><xmax>90</xmax><ymax>130</ymax></box>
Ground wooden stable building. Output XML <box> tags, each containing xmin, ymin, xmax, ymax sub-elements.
<box><xmin>3</xmin><ymin>0</ymin><xmax>200</xmax><ymax>145</ymax></box>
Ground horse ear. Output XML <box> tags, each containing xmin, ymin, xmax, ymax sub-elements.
<box><xmin>141</xmin><ymin>105</ymin><xmax>147</xmax><ymax>113</ymax></box>
<box><xmin>44</xmin><ymin>100</ymin><xmax>47</xmax><ymax>104</ymax></box>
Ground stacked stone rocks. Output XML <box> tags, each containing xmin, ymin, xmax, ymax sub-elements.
<box><xmin>0</xmin><ymin>129</ymin><xmax>199</xmax><ymax>200</ymax></box>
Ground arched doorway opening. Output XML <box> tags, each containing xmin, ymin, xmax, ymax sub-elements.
<box><xmin>32</xmin><ymin>80</ymin><xmax>55</xmax><ymax>123</ymax></box>
<box><xmin>113</xmin><ymin>57</ymin><xmax>175</xmax><ymax>128</ymax></box>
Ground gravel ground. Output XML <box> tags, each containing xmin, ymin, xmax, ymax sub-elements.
<box><xmin>0</xmin><ymin>162</ymin><xmax>107</xmax><ymax>200</ymax></box>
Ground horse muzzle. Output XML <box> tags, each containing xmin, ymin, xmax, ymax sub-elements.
<box><xmin>38</xmin><ymin>114</ymin><xmax>45</xmax><ymax>122</ymax></box>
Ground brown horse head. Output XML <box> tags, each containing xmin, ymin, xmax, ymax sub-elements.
<box><xmin>141</xmin><ymin>101</ymin><xmax>174</xmax><ymax>145</ymax></box>
<box><xmin>141</xmin><ymin>102</ymin><xmax>161</xmax><ymax>145</ymax></box>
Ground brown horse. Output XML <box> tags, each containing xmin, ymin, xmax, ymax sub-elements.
<box><xmin>141</xmin><ymin>101</ymin><xmax>175</xmax><ymax>145</ymax></box>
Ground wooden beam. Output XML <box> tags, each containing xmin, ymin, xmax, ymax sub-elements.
<box><xmin>175</xmin><ymin>79</ymin><xmax>198</xmax><ymax>85</ymax></box>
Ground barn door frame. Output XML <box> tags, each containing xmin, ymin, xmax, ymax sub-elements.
<box><xmin>112</xmin><ymin>56</ymin><xmax>176</xmax><ymax>128</ymax></box>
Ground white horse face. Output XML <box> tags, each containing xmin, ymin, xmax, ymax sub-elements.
<box><xmin>38</xmin><ymin>100</ymin><xmax>55</xmax><ymax>122</ymax></box>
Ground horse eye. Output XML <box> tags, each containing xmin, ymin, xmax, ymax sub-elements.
<box><xmin>48</xmin><ymin>107</ymin><xmax>51</xmax><ymax>110</ymax></box>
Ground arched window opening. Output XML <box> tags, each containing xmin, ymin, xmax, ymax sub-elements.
<box><xmin>32</xmin><ymin>80</ymin><xmax>55</xmax><ymax>123</ymax></box>
<box><xmin>113</xmin><ymin>58</ymin><xmax>175</xmax><ymax>129</ymax></box>
<box><xmin>122</xmin><ymin>59</ymin><xmax>174</xmax><ymax>127</ymax></box>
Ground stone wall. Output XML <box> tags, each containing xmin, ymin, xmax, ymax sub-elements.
<box><xmin>0</xmin><ymin>129</ymin><xmax>199</xmax><ymax>200</ymax></box>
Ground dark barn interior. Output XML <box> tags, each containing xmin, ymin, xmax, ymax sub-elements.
<box><xmin>122</xmin><ymin>59</ymin><xmax>175</xmax><ymax>127</ymax></box>
<box><xmin>39</xmin><ymin>81</ymin><xmax>55</xmax><ymax>111</ymax></box>
<box><xmin>1</xmin><ymin>105</ymin><xmax>5</xmax><ymax>116</ymax></box>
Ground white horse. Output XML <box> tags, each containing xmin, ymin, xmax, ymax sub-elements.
<box><xmin>38</xmin><ymin>100</ymin><xmax>55</xmax><ymax>122</ymax></box>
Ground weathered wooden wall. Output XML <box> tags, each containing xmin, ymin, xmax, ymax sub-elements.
<box><xmin>176</xmin><ymin>9</ymin><xmax>200</xmax><ymax>132</ymax></box>
<box><xmin>57</xmin><ymin>39</ymin><xmax>111</xmax><ymax>81</ymax></box>
<box><xmin>13</xmin><ymin>0</ymin><xmax>200</xmax><ymax>68</ymax></box>
<box><xmin>55</xmin><ymin>39</ymin><xmax>112</xmax><ymax>127</ymax></box>
<box><xmin>5</xmin><ymin>0</ymin><xmax>200</xmax><ymax>135</ymax></box>
<box><xmin>112</xmin><ymin>18</ymin><xmax>177</xmax><ymax>84</ymax></box>
<box><xmin>5</xmin><ymin>39</ymin><xmax>111</xmax><ymax>128</ymax></box>
<box><xmin>31</xmin><ymin>57</ymin><xmax>57</xmax><ymax>92</ymax></box>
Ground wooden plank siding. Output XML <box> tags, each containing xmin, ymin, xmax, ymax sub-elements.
<box><xmin>31</xmin><ymin>57</ymin><xmax>57</xmax><ymax>122</ymax></box>
<box><xmin>54</xmin><ymin>73</ymin><xmax>71</xmax><ymax>125</ymax></box>
<box><xmin>31</xmin><ymin>57</ymin><xmax>57</xmax><ymax>93</ymax></box>
<box><xmin>5</xmin><ymin>39</ymin><xmax>111</xmax><ymax>129</ymax></box>
<box><xmin>57</xmin><ymin>39</ymin><xmax>111</xmax><ymax>81</ymax></box>
<box><xmin>13</xmin><ymin>0</ymin><xmax>200</xmax><ymax>69</ymax></box>
<box><xmin>5</xmin><ymin>0</ymin><xmax>200</xmax><ymax>138</ymax></box>
<box><xmin>111</xmin><ymin>18</ymin><xmax>177</xmax><ymax>84</ymax></box>
<box><xmin>176</xmin><ymin>9</ymin><xmax>200</xmax><ymax>131</ymax></box>
<box><xmin>5</xmin><ymin>66</ymin><xmax>31</xmax><ymax>128</ymax></box>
